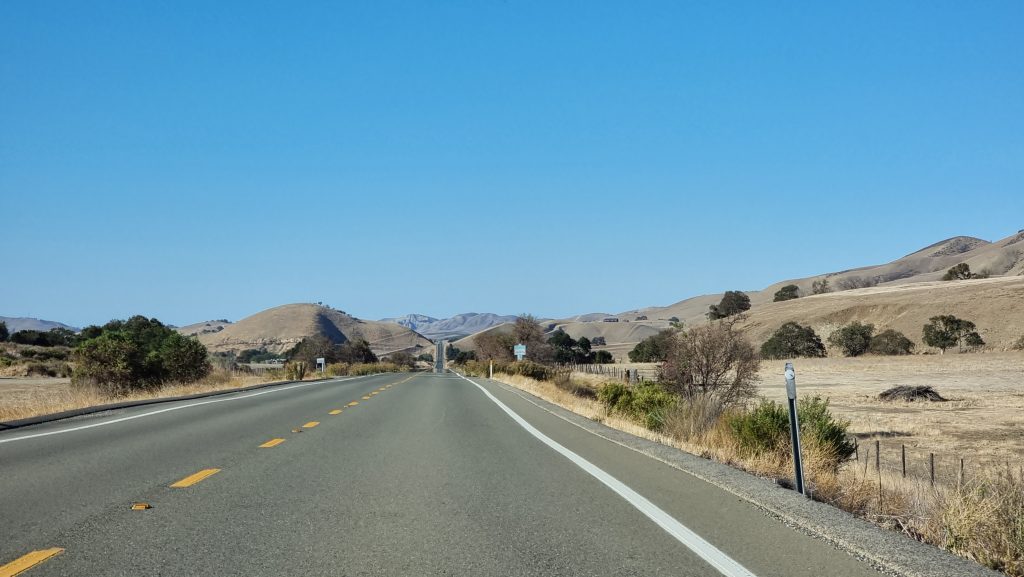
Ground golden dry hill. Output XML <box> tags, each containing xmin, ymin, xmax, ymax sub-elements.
<box><xmin>191</xmin><ymin>303</ymin><xmax>434</xmax><ymax>358</ymax></box>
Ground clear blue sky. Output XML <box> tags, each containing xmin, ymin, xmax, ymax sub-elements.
<box><xmin>3</xmin><ymin>1</ymin><xmax>1022</xmax><ymax>328</ymax></box>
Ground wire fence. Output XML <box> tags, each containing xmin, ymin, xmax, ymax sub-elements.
<box><xmin>561</xmin><ymin>363</ymin><xmax>659</xmax><ymax>383</ymax></box>
<box><xmin>849</xmin><ymin>437</ymin><xmax>1010</xmax><ymax>488</ymax></box>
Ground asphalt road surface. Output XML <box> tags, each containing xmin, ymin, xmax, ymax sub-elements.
<box><xmin>0</xmin><ymin>372</ymin><xmax>884</xmax><ymax>576</ymax></box>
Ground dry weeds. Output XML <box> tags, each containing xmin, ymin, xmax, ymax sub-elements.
<box><xmin>0</xmin><ymin>371</ymin><xmax>309</xmax><ymax>422</ymax></box>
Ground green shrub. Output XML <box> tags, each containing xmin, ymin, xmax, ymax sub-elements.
<box><xmin>597</xmin><ymin>382</ymin><xmax>633</xmax><ymax>413</ymax></box>
<box><xmin>797</xmin><ymin>396</ymin><xmax>855</xmax><ymax>463</ymax></box>
<box><xmin>761</xmin><ymin>322</ymin><xmax>827</xmax><ymax>359</ymax></box>
<box><xmin>628</xmin><ymin>330</ymin><xmax>675</xmax><ymax>362</ymax></box>
<box><xmin>869</xmin><ymin>329</ymin><xmax>915</xmax><ymax>355</ymax></box>
<box><xmin>598</xmin><ymin>382</ymin><xmax>675</xmax><ymax>430</ymax></box>
<box><xmin>727</xmin><ymin>396</ymin><xmax>854</xmax><ymax>466</ymax></box>
<box><xmin>629</xmin><ymin>384</ymin><xmax>676</xmax><ymax>430</ymax></box>
<box><xmin>728</xmin><ymin>399</ymin><xmax>790</xmax><ymax>456</ymax></box>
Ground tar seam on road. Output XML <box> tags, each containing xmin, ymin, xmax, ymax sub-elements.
<box><xmin>453</xmin><ymin>372</ymin><xmax>757</xmax><ymax>577</ymax></box>
<box><xmin>0</xmin><ymin>376</ymin><xmax>363</xmax><ymax>445</ymax></box>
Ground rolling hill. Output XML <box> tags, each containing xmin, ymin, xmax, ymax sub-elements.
<box><xmin>460</xmin><ymin>231</ymin><xmax>1024</xmax><ymax>359</ymax></box>
<box><xmin>0</xmin><ymin>316</ymin><xmax>78</xmax><ymax>333</ymax></box>
<box><xmin>191</xmin><ymin>304</ymin><xmax>434</xmax><ymax>358</ymax></box>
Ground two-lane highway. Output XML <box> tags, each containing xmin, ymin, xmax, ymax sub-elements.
<box><xmin>1</xmin><ymin>372</ymin><xmax>884</xmax><ymax>576</ymax></box>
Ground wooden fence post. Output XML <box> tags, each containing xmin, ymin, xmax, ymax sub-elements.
<box><xmin>875</xmin><ymin>440</ymin><xmax>880</xmax><ymax>471</ymax></box>
<box><xmin>930</xmin><ymin>453</ymin><xmax>935</xmax><ymax>487</ymax></box>
<box><xmin>901</xmin><ymin>444</ymin><xmax>906</xmax><ymax>478</ymax></box>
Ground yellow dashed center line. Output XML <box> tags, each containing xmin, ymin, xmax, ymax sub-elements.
<box><xmin>347</xmin><ymin>401</ymin><xmax>359</xmax><ymax>406</ymax></box>
<box><xmin>170</xmin><ymin>468</ymin><xmax>221</xmax><ymax>488</ymax></box>
<box><xmin>259</xmin><ymin>438</ymin><xmax>285</xmax><ymax>448</ymax></box>
<box><xmin>370</xmin><ymin>392</ymin><xmax>378</xmax><ymax>396</ymax></box>
<box><xmin>328</xmin><ymin>409</ymin><xmax>342</xmax><ymax>415</ymax></box>
<box><xmin>302</xmin><ymin>421</ymin><xmax>320</xmax><ymax>429</ymax></box>
<box><xmin>0</xmin><ymin>548</ymin><xmax>64</xmax><ymax>577</ymax></box>
<box><xmin>361</xmin><ymin>396</ymin><xmax>371</xmax><ymax>400</ymax></box>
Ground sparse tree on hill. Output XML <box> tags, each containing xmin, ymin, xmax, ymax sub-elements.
<box><xmin>773</xmin><ymin>285</ymin><xmax>800</xmax><ymax>302</ymax></box>
<box><xmin>0</xmin><ymin>321</ymin><xmax>7</xmax><ymax>342</ymax></box>
<box><xmin>828</xmin><ymin>322</ymin><xmax>875</xmax><ymax>357</ymax></box>
<box><xmin>811</xmin><ymin>279</ymin><xmax>832</xmax><ymax>295</ymax></box>
<box><xmin>707</xmin><ymin>291</ymin><xmax>751</xmax><ymax>320</ymax></box>
<box><xmin>869</xmin><ymin>330</ymin><xmax>915</xmax><ymax>355</ymax></box>
<box><xmin>761</xmin><ymin>322</ymin><xmax>827</xmax><ymax>359</ymax></box>
<box><xmin>593</xmin><ymin>350</ymin><xmax>613</xmax><ymax>364</ymax></box>
<box><xmin>942</xmin><ymin>263</ymin><xmax>973</xmax><ymax>281</ymax></box>
<box><xmin>922</xmin><ymin>315</ymin><xmax>983</xmax><ymax>353</ymax></box>
<box><xmin>836</xmin><ymin>276</ymin><xmax>877</xmax><ymax>291</ymax></box>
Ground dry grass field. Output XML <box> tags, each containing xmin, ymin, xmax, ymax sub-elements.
<box><xmin>754</xmin><ymin>352</ymin><xmax>1024</xmax><ymax>481</ymax></box>
<box><xmin>572</xmin><ymin>352</ymin><xmax>1024</xmax><ymax>482</ymax></box>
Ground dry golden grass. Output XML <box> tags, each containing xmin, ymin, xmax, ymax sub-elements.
<box><xmin>754</xmin><ymin>352</ymin><xmax>1024</xmax><ymax>476</ymax></box>
<box><xmin>0</xmin><ymin>371</ymin><xmax>308</xmax><ymax>422</ymax></box>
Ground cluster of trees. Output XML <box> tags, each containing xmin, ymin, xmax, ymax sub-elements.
<box><xmin>288</xmin><ymin>335</ymin><xmax>378</xmax><ymax>367</ymax></box>
<box><xmin>548</xmin><ymin>329</ymin><xmax>613</xmax><ymax>364</ymax></box>
<box><xmin>73</xmin><ymin>316</ymin><xmax>211</xmax><ymax>395</ymax></box>
<box><xmin>758</xmin><ymin>314</ymin><xmax>983</xmax><ymax>359</ymax></box>
<box><xmin>0</xmin><ymin>324</ymin><xmax>80</xmax><ymax>347</ymax></box>
<box><xmin>445</xmin><ymin>344</ymin><xmax>476</xmax><ymax>364</ymax></box>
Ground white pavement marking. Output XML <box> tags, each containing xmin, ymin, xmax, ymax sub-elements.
<box><xmin>0</xmin><ymin>376</ymin><xmax>368</xmax><ymax>445</ymax></box>
<box><xmin>454</xmin><ymin>372</ymin><xmax>757</xmax><ymax>577</ymax></box>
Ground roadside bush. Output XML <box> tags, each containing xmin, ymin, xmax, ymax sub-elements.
<box><xmin>72</xmin><ymin>316</ymin><xmax>212</xmax><ymax>396</ymax></box>
<box><xmin>869</xmin><ymin>329</ymin><xmax>915</xmax><ymax>355</ymax></box>
<box><xmin>286</xmin><ymin>361</ymin><xmax>308</xmax><ymax>381</ymax></box>
<box><xmin>760</xmin><ymin>322</ymin><xmax>827</xmax><ymax>359</ymax></box>
<box><xmin>326</xmin><ymin>362</ymin><xmax>351</xmax><ymax>376</ymax></box>
<box><xmin>728</xmin><ymin>399</ymin><xmax>790</xmax><ymax>457</ymax></box>
<box><xmin>552</xmin><ymin>370</ymin><xmax>597</xmax><ymax>399</ymax></box>
<box><xmin>629</xmin><ymin>384</ymin><xmax>676</xmax><ymax>430</ymax></box>
<box><xmin>661</xmin><ymin>321</ymin><xmax>759</xmax><ymax>405</ymax></box>
<box><xmin>727</xmin><ymin>396</ymin><xmax>853</xmax><ymax>466</ymax></box>
<box><xmin>348</xmin><ymin>362</ymin><xmax>401</xmax><ymax>375</ymax></box>
<box><xmin>598</xmin><ymin>382</ymin><xmax>675</xmax><ymax>431</ymax></box>
<box><xmin>797</xmin><ymin>396</ymin><xmax>855</xmax><ymax>465</ymax></box>
<box><xmin>663</xmin><ymin>394</ymin><xmax>727</xmax><ymax>442</ymax></box>
<box><xmin>828</xmin><ymin>322</ymin><xmax>875</xmax><ymax>357</ymax></box>
<box><xmin>597</xmin><ymin>382</ymin><xmax>634</xmax><ymax>414</ymax></box>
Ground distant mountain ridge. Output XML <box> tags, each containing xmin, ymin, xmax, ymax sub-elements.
<box><xmin>381</xmin><ymin>312</ymin><xmax>519</xmax><ymax>341</ymax></box>
<box><xmin>0</xmin><ymin>316</ymin><xmax>78</xmax><ymax>333</ymax></box>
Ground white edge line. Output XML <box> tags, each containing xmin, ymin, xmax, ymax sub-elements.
<box><xmin>453</xmin><ymin>371</ymin><xmax>757</xmax><ymax>577</ymax></box>
<box><xmin>0</xmin><ymin>374</ymin><xmax>381</xmax><ymax>445</ymax></box>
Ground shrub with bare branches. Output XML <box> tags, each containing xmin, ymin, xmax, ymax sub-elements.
<box><xmin>659</xmin><ymin>320</ymin><xmax>760</xmax><ymax>406</ymax></box>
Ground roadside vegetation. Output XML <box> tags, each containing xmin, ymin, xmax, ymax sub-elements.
<box><xmin>451</xmin><ymin>314</ymin><xmax>1024</xmax><ymax>576</ymax></box>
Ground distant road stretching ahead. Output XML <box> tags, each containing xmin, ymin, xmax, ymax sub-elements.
<box><xmin>0</xmin><ymin>373</ymin><xmax>883</xmax><ymax>577</ymax></box>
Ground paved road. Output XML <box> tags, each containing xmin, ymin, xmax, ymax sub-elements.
<box><xmin>0</xmin><ymin>372</ymin><xmax>884</xmax><ymax>576</ymax></box>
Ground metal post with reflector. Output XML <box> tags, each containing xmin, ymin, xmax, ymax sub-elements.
<box><xmin>785</xmin><ymin>362</ymin><xmax>807</xmax><ymax>496</ymax></box>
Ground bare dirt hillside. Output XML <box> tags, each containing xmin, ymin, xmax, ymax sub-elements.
<box><xmin>196</xmin><ymin>304</ymin><xmax>434</xmax><ymax>357</ymax></box>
